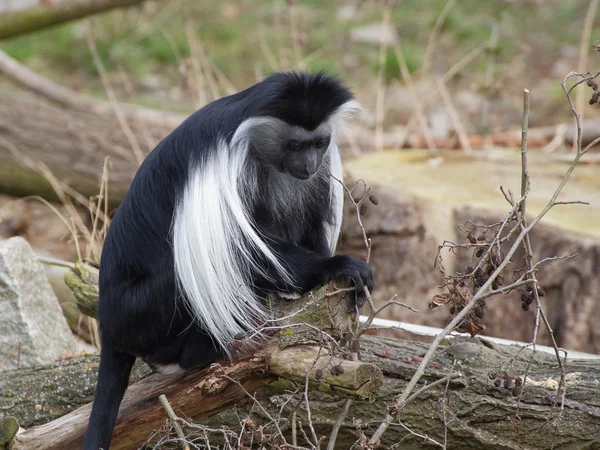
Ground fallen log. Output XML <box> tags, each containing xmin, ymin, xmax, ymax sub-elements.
<box><xmin>0</xmin><ymin>48</ymin><xmax>185</xmax><ymax>207</ymax></box>
<box><xmin>3</xmin><ymin>274</ymin><xmax>600</xmax><ymax>448</ymax></box>
<box><xmin>7</xmin><ymin>281</ymin><xmax>387</xmax><ymax>449</ymax></box>
<box><xmin>2</xmin><ymin>49</ymin><xmax>600</xmax><ymax>210</ymax></box>
<box><xmin>0</xmin><ymin>354</ymin><xmax>150</xmax><ymax>429</ymax></box>
<box><xmin>4</xmin><ymin>334</ymin><xmax>600</xmax><ymax>449</ymax></box>
<box><xmin>0</xmin><ymin>0</ymin><xmax>149</xmax><ymax>40</ymax></box>
<box><xmin>0</xmin><ymin>90</ymin><xmax>170</xmax><ymax>207</ymax></box>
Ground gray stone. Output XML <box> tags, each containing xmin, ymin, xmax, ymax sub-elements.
<box><xmin>0</xmin><ymin>237</ymin><xmax>76</xmax><ymax>370</ymax></box>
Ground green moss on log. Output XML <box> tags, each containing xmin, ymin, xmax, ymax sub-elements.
<box><xmin>63</xmin><ymin>260</ymin><xmax>99</xmax><ymax>318</ymax></box>
<box><xmin>0</xmin><ymin>0</ymin><xmax>147</xmax><ymax>40</ymax></box>
<box><xmin>0</xmin><ymin>416</ymin><xmax>18</xmax><ymax>449</ymax></box>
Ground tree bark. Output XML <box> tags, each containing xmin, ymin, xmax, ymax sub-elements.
<box><xmin>0</xmin><ymin>0</ymin><xmax>149</xmax><ymax>40</ymax></box>
<box><xmin>4</xmin><ymin>335</ymin><xmax>600</xmax><ymax>450</ymax></box>
<box><xmin>0</xmin><ymin>90</ymin><xmax>173</xmax><ymax>207</ymax></box>
<box><xmin>2</xmin><ymin>49</ymin><xmax>600</xmax><ymax>209</ymax></box>
<box><xmin>206</xmin><ymin>336</ymin><xmax>600</xmax><ymax>450</ymax></box>
<box><xmin>0</xmin><ymin>48</ymin><xmax>186</xmax><ymax>207</ymax></box>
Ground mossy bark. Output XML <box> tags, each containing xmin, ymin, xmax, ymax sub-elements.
<box><xmin>0</xmin><ymin>354</ymin><xmax>150</xmax><ymax>430</ymax></box>
<box><xmin>63</xmin><ymin>261</ymin><xmax>99</xmax><ymax>318</ymax></box>
<box><xmin>0</xmin><ymin>90</ymin><xmax>176</xmax><ymax>208</ymax></box>
<box><xmin>4</xmin><ymin>336</ymin><xmax>599</xmax><ymax>449</ymax></box>
<box><xmin>0</xmin><ymin>0</ymin><xmax>147</xmax><ymax>40</ymax></box>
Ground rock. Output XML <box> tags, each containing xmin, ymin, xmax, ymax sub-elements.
<box><xmin>340</xmin><ymin>186</ymin><xmax>445</xmax><ymax>329</ymax></box>
<box><xmin>342</xmin><ymin>149</ymin><xmax>600</xmax><ymax>353</ymax></box>
<box><xmin>350</xmin><ymin>23</ymin><xmax>398</xmax><ymax>46</ymax></box>
<box><xmin>0</xmin><ymin>237</ymin><xmax>76</xmax><ymax>370</ymax></box>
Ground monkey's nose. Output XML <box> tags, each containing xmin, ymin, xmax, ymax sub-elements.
<box><xmin>304</xmin><ymin>153</ymin><xmax>318</xmax><ymax>175</ymax></box>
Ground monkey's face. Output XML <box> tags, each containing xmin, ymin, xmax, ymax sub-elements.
<box><xmin>247</xmin><ymin>119</ymin><xmax>333</xmax><ymax>180</ymax></box>
<box><xmin>281</xmin><ymin>135</ymin><xmax>331</xmax><ymax>180</ymax></box>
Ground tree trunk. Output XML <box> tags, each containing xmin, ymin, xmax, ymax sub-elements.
<box><xmin>4</xmin><ymin>335</ymin><xmax>600</xmax><ymax>450</ymax></box>
<box><xmin>0</xmin><ymin>90</ymin><xmax>173</xmax><ymax>207</ymax></box>
<box><xmin>0</xmin><ymin>48</ymin><xmax>186</xmax><ymax>207</ymax></box>
<box><xmin>0</xmin><ymin>0</ymin><xmax>149</xmax><ymax>40</ymax></box>
<box><xmin>3</xmin><ymin>277</ymin><xmax>599</xmax><ymax>449</ymax></box>
<box><xmin>206</xmin><ymin>336</ymin><xmax>600</xmax><ymax>450</ymax></box>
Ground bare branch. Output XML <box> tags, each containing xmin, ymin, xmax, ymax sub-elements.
<box><xmin>326</xmin><ymin>399</ymin><xmax>352</xmax><ymax>450</ymax></box>
<box><xmin>158</xmin><ymin>395</ymin><xmax>189</xmax><ymax>450</ymax></box>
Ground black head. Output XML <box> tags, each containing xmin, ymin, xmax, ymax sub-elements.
<box><xmin>253</xmin><ymin>72</ymin><xmax>355</xmax><ymax>131</ymax></box>
<box><xmin>242</xmin><ymin>72</ymin><xmax>356</xmax><ymax>180</ymax></box>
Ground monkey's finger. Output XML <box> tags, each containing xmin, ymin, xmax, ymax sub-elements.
<box><xmin>349</xmin><ymin>272</ymin><xmax>367</xmax><ymax>311</ymax></box>
<box><xmin>355</xmin><ymin>290</ymin><xmax>367</xmax><ymax>310</ymax></box>
<box><xmin>350</xmin><ymin>271</ymin><xmax>365</xmax><ymax>291</ymax></box>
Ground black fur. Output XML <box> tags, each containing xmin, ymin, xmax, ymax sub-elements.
<box><xmin>83</xmin><ymin>72</ymin><xmax>374</xmax><ymax>449</ymax></box>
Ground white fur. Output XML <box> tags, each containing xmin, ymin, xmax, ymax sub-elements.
<box><xmin>326</xmin><ymin>144</ymin><xmax>344</xmax><ymax>255</ymax></box>
<box><xmin>326</xmin><ymin>100</ymin><xmax>361</xmax><ymax>254</ymax></box>
<box><xmin>155</xmin><ymin>363</ymin><xmax>186</xmax><ymax>375</ymax></box>
<box><xmin>172</xmin><ymin>100</ymin><xmax>359</xmax><ymax>352</ymax></box>
<box><xmin>173</xmin><ymin>131</ymin><xmax>291</xmax><ymax>353</ymax></box>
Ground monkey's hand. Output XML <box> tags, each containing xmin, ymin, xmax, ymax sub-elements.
<box><xmin>324</xmin><ymin>255</ymin><xmax>375</xmax><ymax>311</ymax></box>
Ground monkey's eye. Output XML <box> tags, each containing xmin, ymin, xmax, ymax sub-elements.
<box><xmin>288</xmin><ymin>140</ymin><xmax>303</xmax><ymax>151</ymax></box>
<box><xmin>315</xmin><ymin>137</ymin><xmax>330</xmax><ymax>149</ymax></box>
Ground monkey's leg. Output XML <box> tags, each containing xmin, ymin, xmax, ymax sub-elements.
<box><xmin>83</xmin><ymin>345</ymin><xmax>135</xmax><ymax>450</ymax></box>
<box><xmin>177</xmin><ymin>326</ymin><xmax>225</xmax><ymax>369</ymax></box>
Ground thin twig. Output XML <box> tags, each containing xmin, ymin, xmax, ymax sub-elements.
<box><xmin>520</xmin><ymin>88</ymin><xmax>531</xmax><ymax>209</ymax></box>
<box><xmin>37</xmin><ymin>256</ymin><xmax>75</xmax><ymax>269</ymax></box>
<box><xmin>421</xmin><ymin>0</ymin><xmax>457</xmax><ymax>77</ymax></box>
<box><xmin>404</xmin><ymin>373</ymin><xmax>460</xmax><ymax>407</ymax></box>
<box><xmin>359</xmin><ymin>291</ymin><xmax>418</xmax><ymax>337</ymax></box>
<box><xmin>288</xmin><ymin>0</ymin><xmax>305</xmax><ymax>71</ymax></box>
<box><xmin>368</xmin><ymin>72</ymin><xmax>595</xmax><ymax>446</ymax></box>
<box><xmin>437</xmin><ymin>78</ymin><xmax>472</xmax><ymax>154</ymax></box>
<box><xmin>85</xmin><ymin>21</ymin><xmax>144</xmax><ymax>165</ymax></box>
<box><xmin>329</xmin><ymin>174</ymin><xmax>370</xmax><ymax>259</ymax></box>
<box><xmin>374</xmin><ymin>0</ymin><xmax>395</xmax><ymax>152</ymax></box>
<box><xmin>158</xmin><ymin>394</ymin><xmax>190</xmax><ymax>450</ymax></box>
<box><xmin>392</xmin><ymin>43</ymin><xmax>437</xmax><ymax>153</ymax></box>
<box><xmin>218</xmin><ymin>368</ymin><xmax>289</xmax><ymax>445</ymax></box>
<box><xmin>395</xmin><ymin>421</ymin><xmax>444</xmax><ymax>448</ymax></box>
<box><xmin>393</xmin><ymin>45</ymin><xmax>484</xmax><ymax>151</ymax></box>
<box><xmin>303</xmin><ymin>347</ymin><xmax>325</xmax><ymax>449</ymax></box>
<box><xmin>326</xmin><ymin>399</ymin><xmax>352</xmax><ymax>450</ymax></box>
<box><xmin>291</xmin><ymin>411</ymin><xmax>298</xmax><ymax>447</ymax></box>
<box><xmin>573</xmin><ymin>0</ymin><xmax>600</xmax><ymax>151</ymax></box>
<box><xmin>441</xmin><ymin>360</ymin><xmax>456</xmax><ymax>450</ymax></box>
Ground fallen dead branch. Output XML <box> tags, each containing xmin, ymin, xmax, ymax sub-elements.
<box><xmin>6</xmin><ymin>333</ymin><xmax>600</xmax><ymax>449</ymax></box>
<box><xmin>365</xmin><ymin>66</ymin><xmax>600</xmax><ymax>446</ymax></box>
<box><xmin>0</xmin><ymin>0</ymin><xmax>150</xmax><ymax>41</ymax></box>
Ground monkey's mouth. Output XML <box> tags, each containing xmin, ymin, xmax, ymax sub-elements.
<box><xmin>290</xmin><ymin>172</ymin><xmax>312</xmax><ymax>180</ymax></box>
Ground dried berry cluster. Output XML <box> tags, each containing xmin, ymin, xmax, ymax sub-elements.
<box><xmin>489</xmin><ymin>372</ymin><xmax>523</xmax><ymax>397</ymax></box>
<box><xmin>354</xmin><ymin>193</ymin><xmax>379</xmax><ymax>216</ymax></box>
<box><xmin>314</xmin><ymin>363</ymin><xmax>345</xmax><ymax>381</ymax></box>
<box><xmin>520</xmin><ymin>283</ymin><xmax>545</xmax><ymax>311</ymax></box>
<box><xmin>430</xmin><ymin>226</ymin><xmax>506</xmax><ymax>337</ymax></box>
<box><xmin>588</xmin><ymin>78</ymin><xmax>600</xmax><ymax>105</ymax></box>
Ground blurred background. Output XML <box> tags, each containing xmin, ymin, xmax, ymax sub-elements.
<box><xmin>1</xmin><ymin>0</ymin><xmax>600</xmax><ymax>356</ymax></box>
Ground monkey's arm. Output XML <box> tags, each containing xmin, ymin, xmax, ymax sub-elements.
<box><xmin>255</xmin><ymin>236</ymin><xmax>374</xmax><ymax>304</ymax></box>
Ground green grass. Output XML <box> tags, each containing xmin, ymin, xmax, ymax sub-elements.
<box><xmin>0</xmin><ymin>0</ymin><xmax>593</xmax><ymax>119</ymax></box>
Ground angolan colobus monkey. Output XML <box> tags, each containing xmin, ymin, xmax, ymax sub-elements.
<box><xmin>83</xmin><ymin>72</ymin><xmax>374</xmax><ymax>449</ymax></box>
